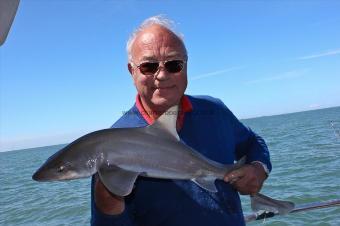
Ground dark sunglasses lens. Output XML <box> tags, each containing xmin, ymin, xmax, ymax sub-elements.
<box><xmin>165</xmin><ymin>60</ymin><xmax>184</xmax><ymax>73</ymax></box>
<box><xmin>139</xmin><ymin>62</ymin><xmax>159</xmax><ymax>75</ymax></box>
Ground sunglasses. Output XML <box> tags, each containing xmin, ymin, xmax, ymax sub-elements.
<box><xmin>133</xmin><ymin>60</ymin><xmax>186</xmax><ymax>76</ymax></box>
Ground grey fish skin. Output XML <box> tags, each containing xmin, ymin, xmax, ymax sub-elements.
<box><xmin>32</xmin><ymin>105</ymin><xmax>238</xmax><ymax>186</ymax></box>
<box><xmin>32</xmin><ymin>105</ymin><xmax>294</xmax><ymax>214</ymax></box>
<box><xmin>32</xmin><ymin>126</ymin><xmax>242</xmax><ymax>191</ymax></box>
<box><xmin>32</xmin><ymin>103</ymin><xmax>237</xmax><ymax>192</ymax></box>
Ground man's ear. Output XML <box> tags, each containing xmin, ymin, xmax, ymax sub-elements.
<box><xmin>128</xmin><ymin>63</ymin><xmax>133</xmax><ymax>75</ymax></box>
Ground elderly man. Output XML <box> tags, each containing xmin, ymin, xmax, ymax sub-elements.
<box><xmin>91</xmin><ymin>16</ymin><xmax>271</xmax><ymax>226</ymax></box>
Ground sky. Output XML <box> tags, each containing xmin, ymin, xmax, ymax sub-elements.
<box><xmin>0</xmin><ymin>0</ymin><xmax>339</xmax><ymax>152</ymax></box>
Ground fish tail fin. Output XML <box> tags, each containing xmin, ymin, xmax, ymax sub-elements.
<box><xmin>251</xmin><ymin>193</ymin><xmax>295</xmax><ymax>215</ymax></box>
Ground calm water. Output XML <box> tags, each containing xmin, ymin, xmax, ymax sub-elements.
<box><xmin>1</xmin><ymin>107</ymin><xmax>339</xmax><ymax>225</ymax></box>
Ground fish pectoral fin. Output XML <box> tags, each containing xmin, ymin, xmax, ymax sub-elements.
<box><xmin>191</xmin><ymin>177</ymin><xmax>218</xmax><ymax>192</ymax></box>
<box><xmin>98</xmin><ymin>166</ymin><xmax>139</xmax><ymax>197</ymax></box>
<box><xmin>251</xmin><ymin>193</ymin><xmax>295</xmax><ymax>215</ymax></box>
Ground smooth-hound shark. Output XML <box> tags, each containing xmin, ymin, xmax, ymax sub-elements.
<box><xmin>32</xmin><ymin>105</ymin><xmax>294</xmax><ymax>215</ymax></box>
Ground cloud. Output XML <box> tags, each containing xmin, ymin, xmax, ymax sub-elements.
<box><xmin>309</xmin><ymin>104</ymin><xmax>321</xmax><ymax>109</ymax></box>
<box><xmin>298</xmin><ymin>48</ymin><xmax>340</xmax><ymax>60</ymax></box>
<box><xmin>190</xmin><ymin>66</ymin><xmax>244</xmax><ymax>81</ymax></box>
<box><xmin>245</xmin><ymin>69</ymin><xmax>308</xmax><ymax>85</ymax></box>
<box><xmin>0</xmin><ymin>130</ymin><xmax>90</xmax><ymax>152</ymax></box>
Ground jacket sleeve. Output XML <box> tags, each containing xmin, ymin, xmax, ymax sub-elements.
<box><xmin>90</xmin><ymin>176</ymin><xmax>137</xmax><ymax>226</ymax></box>
<box><xmin>233</xmin><ymin>125</ymin><xmax>272</xmax><ymax>173</ymax></box>
<box><xmin>218</xmin><ymin>100</ymin><xmax>272</xmax><ymax>173</ymax></box>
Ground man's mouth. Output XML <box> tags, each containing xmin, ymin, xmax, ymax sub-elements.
<box><xmin>154</xmin><ymin>85</ymin><xmax>175</xmax><ymax>90</ymax></box>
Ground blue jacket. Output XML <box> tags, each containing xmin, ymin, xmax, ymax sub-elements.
<box><xmin>91</xmin><ymin>95</ymin><xmax>271</xmax><ymax>226</ymax></box>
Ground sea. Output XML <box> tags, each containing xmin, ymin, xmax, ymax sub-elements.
<box><xmin>1</xmin><ymin>107</ymin><xmax>340</xmax><ymax>226</ymax></box>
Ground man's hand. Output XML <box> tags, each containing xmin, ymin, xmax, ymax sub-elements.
<box><xmin>223</xmin><ymin>162</ymin><xmax>267</xmax><ymax>195</ymax></box>
<box><xmin>94</xmin><ymin>175</ymin><xmax>125</xmax><ymax>215</ymax></box>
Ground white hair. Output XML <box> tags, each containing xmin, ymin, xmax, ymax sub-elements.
<box><xmin>126</xmin><ymin>15</ymin><xmax>187</xmax><ymax>62</ymax></box>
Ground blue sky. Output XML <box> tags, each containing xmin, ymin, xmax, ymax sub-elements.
<box><xmin>1</xmin><ymin>0</ymin><xmax>339</xmax><ymax>151</ymax></box>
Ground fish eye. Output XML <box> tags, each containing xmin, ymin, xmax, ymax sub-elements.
<box><xmin>57</xmin><ymin>165</ymin><xmax>65</xmax><ymax>173</ymax></box>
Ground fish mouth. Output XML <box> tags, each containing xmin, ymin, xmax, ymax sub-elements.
<box><xmin>32</xmin><ymin>172</ymin><xmax>38</xmax><ymax>181</ymax></box>
<box><xmin>32</xmin><ymin>169</ymin><xmax>85</xmax><ymax>181</ymax></box>
<box><xmin>32</xmin><ymin>170</ymin><xmax>50</xmax><ymax>182</ymax></box>
<box><xmin>32</xmin><ymin>169</ymin><xmax>61</xmax><ymax>182</ymax></box>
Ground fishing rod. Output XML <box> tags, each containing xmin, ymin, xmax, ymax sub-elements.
<box><xmin>244</xmin><ymin>198</ymin><xmax>340</xmax><ymax>223</ymax></box>
<box><xmin>244</xmin><ymin>121</ymin><xmax>340</xmax><ymax>223</ymax></box>
<box><xmin>330</xmin><ymin>120</ymin><xmax>340</xmax><ymax>139</ymax></box>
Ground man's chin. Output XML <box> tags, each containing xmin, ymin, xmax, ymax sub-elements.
<box><xmin>151</xmin><ymin>96</ymin><xmax>178</xmax><ymax>111</ymax></box>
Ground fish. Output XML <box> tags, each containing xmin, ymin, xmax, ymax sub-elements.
<box><xmin>32</xmin><ymin>105</ymin><xmax>294</xmax><ymax>214</ymax></box>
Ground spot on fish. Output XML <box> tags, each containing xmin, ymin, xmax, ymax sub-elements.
<box><xmin>86</xmin><ymin>159</ymin><xmax>96</xmax><ymax>168</ymax></box>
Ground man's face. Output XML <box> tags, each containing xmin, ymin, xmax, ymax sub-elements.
<box><xmin>129</xmin><ymin>25</ymin><xmax>188</xmax><ymax>112</ymax></box>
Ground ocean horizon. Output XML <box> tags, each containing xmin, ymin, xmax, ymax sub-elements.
<box><xmin>2</xmin><ymin>106</ymin><xmax>339</xmax><ymax>153</ymax></box>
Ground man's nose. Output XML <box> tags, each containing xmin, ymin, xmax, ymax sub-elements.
<box><xmin>154</xmin><ymin>64</ymin><xmax>170</xmax><ymax>80</ymax></box>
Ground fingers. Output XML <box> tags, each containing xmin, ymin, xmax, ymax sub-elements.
<box><xmin>233</xmin><ymin>177</ymin><xmax>258</xmax><ymax>195</ymax></box>
<box><xmin>224</xmin><ymin>168</ymin><xmax>245</xmax><ymax>183</ymax></box>
<box><xmin>224</xmin><ymin>164</ymin><xmax>264</xmax><ymax>195</ymax></box>
<box><xmin>233</xmin><ymin>181</ymin><xmax>248</xmax><ymax>195</ymax></box>
<box><xmin>94</xmin><ymin>174</ymin><xmax>126</xmax><ymax>215</ymax></box>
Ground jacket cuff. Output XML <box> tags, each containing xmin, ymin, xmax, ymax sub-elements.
<box><xmin>251</xmin><ymin>161</ymin><xmax>270</xmax><ymax>175</ymax></box>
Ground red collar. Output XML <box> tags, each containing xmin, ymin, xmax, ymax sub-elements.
<box><xmin>135</xmin><ymin>94</ymin><xmax>193</xmax><ymax>130</ymax></box>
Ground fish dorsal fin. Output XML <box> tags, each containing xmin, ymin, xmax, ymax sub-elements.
<box><xmin>145</xmin><ymin>105</ymin><xmax>180</xmax><ymax>141</ymax></box>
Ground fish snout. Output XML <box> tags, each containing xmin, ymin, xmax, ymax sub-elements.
<box><xmin>32</xmin><ymin>168</ymin><xmax>52</xmax><ymax>182</ymax></box>
<box><xmin>32</xmin><ymin>169</ymin><xmax>44</xmax><ymax>181</ymax></box>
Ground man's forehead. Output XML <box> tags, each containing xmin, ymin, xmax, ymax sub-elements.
<box><xmin>132</xmin><ymin>25</ymin><xmax>186</xmax><ymax>60</ymax></box>
<box><xmin>139</xmin><ymin>51</ymin><xmax>184</xmax><ymax>61</ymax></box>
<box><xmin>139</xmin><ymin>32</ymin><xmax>156</xmax><ymax>44</ymax></box>
<box><xmin>138</xmin><ymin>25</ymin><xmax>175</xmax><ymax>41</ymax></box>
<box><xmin>136</xmin><ymin>31</ymin><xmax>182</xmax><ymax>48</ymax></box>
